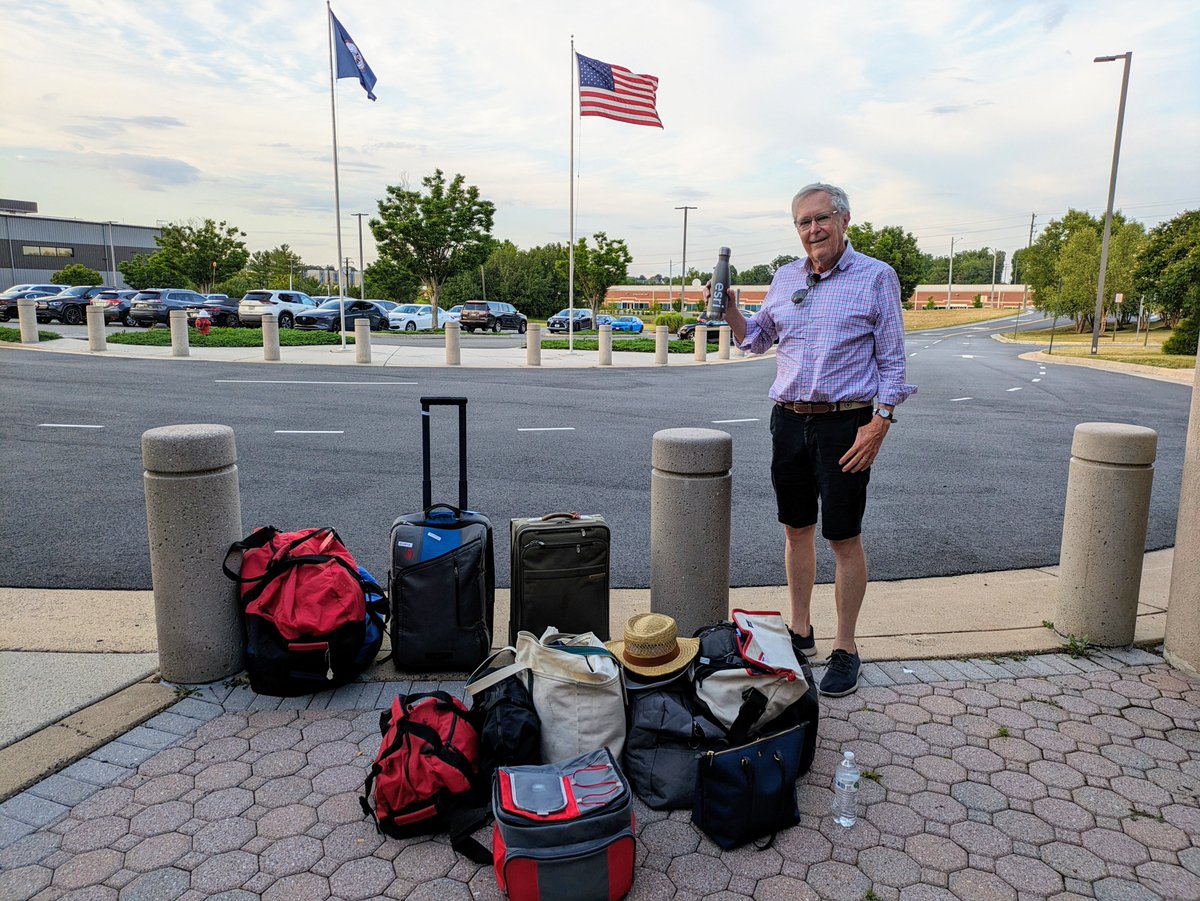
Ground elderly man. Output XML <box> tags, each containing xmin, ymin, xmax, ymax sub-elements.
<box><xmin>722</xmin><ymin>183</ymin><xmax>916</xmax><ymax>697</ymax></box>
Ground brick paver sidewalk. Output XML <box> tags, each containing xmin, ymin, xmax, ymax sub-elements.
<box><xmin>1</xmin><ymin>649</ymin><xmax>1198</xmax><ymax>900</ymax></box>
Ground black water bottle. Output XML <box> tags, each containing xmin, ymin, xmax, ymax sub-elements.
<box><xmin>707</xmin><ymin>247</ymin><xmax>732</xmax><ymax>319</ymax></box>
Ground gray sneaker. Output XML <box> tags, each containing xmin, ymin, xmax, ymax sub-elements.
<box><xmin>819</xmin><ymin>648</ymin><xmax>861</xmax><ymax>697</ymax></box>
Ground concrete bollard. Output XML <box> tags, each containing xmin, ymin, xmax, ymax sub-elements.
<box><xmin>526</xmin><ymin>323</ymin><xmax>541</xmax><ymax>366</ymax></box>
<box><xmin>262</xmin><ymin>315</ymin><xmax>281</xmax><ymax>362</ymax></box>
<box><xmin>86</xmin><ymin>304</ymin><xmax>107</xmax><ymax>352</ymax></box>
<box><xmin>354</xmin><ymin>318</ymin><xmax>371</xmax><ymax>364</ymax></box>
<box><xmin>655</xmin><ymin>325</ymin><xmax>669</xmax><ymax>365</ymax></box>
<box><xmin>142</xmin><ymin>424</ymin><xmax>245</xmax><ymax>683</ymax></box>
<box><xmin>694</xmin><ymin>325</ymin><xmax>708</xmax><ymax>363</ymax></box>
<box><xmin>445</xmin><ymin>319</ymin><xmax>461</xmax><ymax>365</ymax></box>
<box><xmin>17</xmin><ymin>299</ymin><xmax>38</xmax><ymax>344</ymax></box>
<box><xmin>718</xmin><ymin>325</ymin><xmax>731</xmax><ymax>360</ymax></box>
<box><xmin>169</xmin><ymin>310</ymin><xmax>190</xmax><ymax>357</ymax></box>
<box><xmin>598</xmin><ymin>323</ymin><xmax>612</xmax><ymax>366</ymax></box>
<box><xmin>650</xmin><ymin>428</ymin><xmax>732</xmax><ymax>637</ymax></box>
<box><xmin>1165</xmin><ymin>359</ymin><xmax>1200</xmax><ymax>675</ymax></box>
<box><xmin>1056</xmin><ymin>422</ymin><xmax>1158</xmax><ymax>647</ymax></box>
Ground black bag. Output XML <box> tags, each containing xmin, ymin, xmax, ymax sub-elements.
<box><xmin>622</xmin><ymin>668</ymin><xmax>725</xmax><ymax>810</ymax></box>
<box><xmin>390</xmin><ymin>397</ymin><xmax>495</xmax><ymax>672</ymax></box>
<box><xmin>509</xmin><ymin>513</ymin><xmax>611</xmax><ymax>644</ymax></box>
<box><xmin>692</xmin><ymin>721</ymin><xmax>807</xmax><ymax>850</ymax></box>
<box><xmin>465</xmin><ymin>648</ymin><xmax>542</xmax><ymax>779</ymax></box>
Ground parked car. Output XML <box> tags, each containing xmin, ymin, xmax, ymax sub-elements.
<box><xmin>388</xmin><ymin>303</ymin><xmax>435</xmax><ymax>331</ymax></box>
<box><xmin>237</xmin><ymin>290</ymin><xmax>317</xmax><ymax>328</ymax></box>
<box><xmin>0</xmin><ymin>288</ymin><xmax>58</xmax><ymax>321</ymax></box>
<box><xmin>128</xmin><ymin>289</ymin><xmax>209</xmax><ymax>326</ymax></box>
<box><xmin>459</xmin><ymin>300</ymin><xmax>528</xmax><ymax>333</ymax></box>
<box><xmin>442</xmin><ymin>304</ymin><xmax>463</xmax><ymax>322</ymax></box>
<box><xmin>546</xmin><ymin>308</ymin><xmax>594</xmax><ymax>333</ymax></box>
<box><xmin>610</xmin><ymin>315</ymin><xmax>645</xmax><ymax>334</ymax></box>
<box><xmin>90</xmin><ymin>289</ymin><xmax>139</xmax><ymax>326</ymax></box>
<box><xmin>188</xmin><ymin>296</ymin><xmax>242</xmax><ymax>327</ymax></box>
<box><xmin>36</xmin><ymin>285</ymin><xmax>111</xmax><ymax>324</ymax></box>
<box><xmin>296</xmin><ymin>298</ymin><xmax>392</xmax><ymax>331</ymax></box>
<box><xmin>204</xmin><ymin>293</ymin><xmax>229</xmax><ymax>302</ymax></box>
<box><xmin>677</xmin><ymin>318</ymin><xmax>726</xmax><ymax>343</ymax></box>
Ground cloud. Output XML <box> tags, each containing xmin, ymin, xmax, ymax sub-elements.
<box><xmin>92</xmin><ymin>153</ymin><xmax>202</xmax><ymax>190</ymax></box>
<box><xmin>64</xmin><ymin>115</ymin><xmax>186</xmax><ymax>138</ymax></box>
<box><xmin>930</xmin><ymin>100</ymin><xmax>995</xmax><ymax>115</ymax></box>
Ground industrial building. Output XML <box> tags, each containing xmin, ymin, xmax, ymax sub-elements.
<box><xmin>1</xmin><ymin>200</ymin><xmax>161</xmax><ymax>290</ymax></box>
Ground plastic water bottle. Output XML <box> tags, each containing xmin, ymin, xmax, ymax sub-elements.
<box><xmin>707</xmin><ymin>247</ymin><xmax>732</xmax><ymax>319</ymax></box>
<box><xmin>832</xmin><ymin>751</ymin><xmax>860</xmax><ymax>827</ymax></box>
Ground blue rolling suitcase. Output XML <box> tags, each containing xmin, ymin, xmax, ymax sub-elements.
<box><xmin>390</xmin><ymin>397</ymin><xmax>495</xmax><ymax>672</ymax></box>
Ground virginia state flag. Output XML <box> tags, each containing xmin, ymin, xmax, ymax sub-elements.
<box><xmin>331</xmin><ymin>9</ymin><xmax>377</xmax><ymax>100</ymax></box>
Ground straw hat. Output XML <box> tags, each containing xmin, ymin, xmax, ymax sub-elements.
<box><xmin>605</xmin><ymin>613</ymin><xmax>700</xmax><ymax>678</ymax></box>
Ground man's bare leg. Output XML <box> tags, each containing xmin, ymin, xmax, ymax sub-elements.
<box><xmin>785</xmin><ymin>524</ymin><xmax>817</xmax><ymax>635</ymax></box>
<box><xmin>829</xmin><ymin>534</ymin><xmax>867</xmax><ymax>653</ymax></box>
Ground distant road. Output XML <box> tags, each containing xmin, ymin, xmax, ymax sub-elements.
<box><xmin>0</xmin><ymin>320</ymin><xmax>1190</xmax><ymax>590</ymax></box>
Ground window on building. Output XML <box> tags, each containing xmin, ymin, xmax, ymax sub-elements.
<box><xmin>22</xmin><ymin>245</ymin><xmax>74</xmax><ymax>257</ymax></box>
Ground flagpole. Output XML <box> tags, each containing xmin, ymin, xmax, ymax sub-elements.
<box><xmin>568</xmin><ymin>37</ymin><xmax>576</xmax><ymax>353</ymax></box>
<box><xmin>327</xmin><ymin>2</ymin><xmax>347</xmax><ymax>350</ymax></box>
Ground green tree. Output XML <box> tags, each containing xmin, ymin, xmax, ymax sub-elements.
<box><xmin>1054</xmin><ymin>229</ymin><xmax>1101</xmax><ymax>331</ymax></box>
<box><xmin>554</xmin><ymin>232</ymin><xmax>632</xmax><ymax>321</ymax></box>
<box><xmin>1133</xmin><ymin>209</ymin><xmax>1200</xmax><ymax>326</ymax></box>
<box><xmin>119</xmin><ymin>252</ymin><xmax>178</xmax><ymax>290</ymax></box>
<box><xmin>771</xmin><ymin>254</ymin><xmax>799</xmax><ymax>272</ymax></box>
<box><xmin>363</xmin><ymin>257</ymin><xmax>422</xmax><ymax>303</ymax></box>
<box><xmin>154</xmin><ymin>219</ymin><xmax>250</xmax><ymax>292</ymax></box>
<box><xmin>846</xmin><ymin>222</ymin><xmax>925</xmax><ymax>304</ymax></box>
<box><xmin>370</xmin><ymin>169</ymin><xmax>496</xmax><ymax>327</ymax></box>
<box><xmin>51</xmin><ymin>263</ymin><xmax>103</xmax><ymax>286</ymax></box>
<box><xmin>246</xmin><ymin>244</ymin><xmax>312</xmax><ymax>291</ymax></box>
<box><xmin>215</xmin><ymin>271</ymin><xmax>258</xmax><ymax>300</ymax></box>
<box><xmin>1104</xmin><ymin>221</ymin><xmax>1147</xmax><ymax>326</ymax></box>
<box><xmin>735</xmin><ymin>263</ymin><xmax>773</xmax><ymax>285</ymax></box>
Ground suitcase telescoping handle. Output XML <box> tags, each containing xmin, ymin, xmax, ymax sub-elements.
<box><xmin>420</xmin><ymin>397</ymin><xmax>469</xmax><ymax>511</ymax></box>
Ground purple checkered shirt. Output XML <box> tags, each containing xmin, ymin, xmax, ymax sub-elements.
<box><xmin>738</xmin><ymin>243</ymin><xmax>917</xmax><ymax>407</ymax></box>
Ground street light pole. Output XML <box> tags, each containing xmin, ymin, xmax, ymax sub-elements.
<box><xmin>946</xmin><ymin>236</ymin><xmax>959</xmax><ymax>308</ymax></box>
<box><xmin>353</xmin><ymin>213</ymin><xmax>368</xmax><ymax>301</ymax></box>
<box><xmin>106</xmin><ymin>222</ymin><xmax>118</xmax><ymax>287</ymax></box>
<box><xmin>990</xmin><ymin>248</ymin><xmax>998</xmax><ymax>307</ymax></box>
<box><xmin>1090</xmin><ymin>51</ymin><xmax>1132</xmax><ymax>355</ymax></box>
<box><xmin>675</xmin><ymin>206</ymin><xmax>697</xmax><ymax>312</ymax></box>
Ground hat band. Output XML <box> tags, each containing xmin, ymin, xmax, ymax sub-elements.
<box><xmin>624</xmin><ymin>645</ymin><xmax>680</xmax><ymax>668</ymax></box>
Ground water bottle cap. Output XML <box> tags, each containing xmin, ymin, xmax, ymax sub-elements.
<box><xmin>843</xmin><ymin>751</ymin><xmax>855</xmax><ymax>762</ymax></box>
<box><xmin>718</xmin><ymin>246</ymin><xmax>731</xmax><ymax>258</ymax></box>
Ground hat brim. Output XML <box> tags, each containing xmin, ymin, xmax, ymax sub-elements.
<box><xmin>604</xmin><ymin>636</ymin><xmax>700</xmax><ymax>678</ymax></box>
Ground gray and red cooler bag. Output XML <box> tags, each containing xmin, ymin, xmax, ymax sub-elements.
<box><xmin>492</xmin><ymin>747</ymin><xmax>635</xmax><ymax>901</ymax></box>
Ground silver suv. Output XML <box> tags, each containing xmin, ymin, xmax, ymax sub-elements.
<box><xmin>237</xmin><ymin>290</ymin><xmax>317</xmax><ymax>328</ymax></box>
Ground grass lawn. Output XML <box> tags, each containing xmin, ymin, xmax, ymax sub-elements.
<box><xmin>0</xmin><ymin>326</ymin><xmax>62</xmax><ymax>342</ymax></box>
<box><xmin>902</xmin><ymin>308</ymin><xmax>1014</xmax><ymax>330</ymax></box>
<box><xmin>1004</xmin><ymin>322</ymin><xmax>1195</xmax><ymax>369</ymax></box>
<box><xmin>107</xmin><ymin>327</ymin><xmax>354</xmax><ymax>347</ymax></box>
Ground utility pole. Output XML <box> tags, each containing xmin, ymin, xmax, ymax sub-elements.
<box><xmin>1013</xmin><ymin>213</ymin><xmax>1036</xmax><ymax>337</ymax></box>
<box><xmin>353</xmin><ymin>213</ymin><xmax>368</xmax><ymax>300</ymax></box>
<box><xmin>675</xmin><ymin>206</ymin><xmax>697</xmax><ymax>312</ymax></box>
<box><xmin>480</xmin><ymin>265</ymin><xmax>487</xmax><ymax>301</ymax></box>
<box><xmin>990</xmin><ymin>249</ymin><xmax>998</xmax><ymax>307</ymax></box>
<box><xmin>946</xmin><ymin>236</ymin><xmax>958</xmax><ymax>308</ymax></box>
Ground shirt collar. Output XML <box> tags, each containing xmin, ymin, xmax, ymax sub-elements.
<box><xmin>802</xmin><ymin>241</ymin><xmax>858</xmax><ymax>279</ymax></box>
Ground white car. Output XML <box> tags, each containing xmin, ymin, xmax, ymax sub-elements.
<box><xmin>388</xmin><ymin>303</ymin><xmax>435</xmax><ymax>331</ymax></box>
<box><xmin>237</xmin><ymin>289</ymin><xmax>317</xmax><ymax>328</ymax></box>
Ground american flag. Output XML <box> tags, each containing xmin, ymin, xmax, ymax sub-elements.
<box><xmin>577</xmin><ymin>52</ymin><xmax>662</xmax><ymax>128</ymax></box>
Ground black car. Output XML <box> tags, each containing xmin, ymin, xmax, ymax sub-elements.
<box><xmin>187</xmin><ymin>296</ymin><xmax>242</xmax><ymax>327</ymax></box>
<box><xmin>36</xmin><ymin>285</ymin><xmax>111</xmax><ymax>324</ymax></box>
<box><xmin>294</xmin><ymin>298</ymin><xmax>392</xmax><ymax>331</ymax></box>
<box><xmin>678</xmin><ymin>319</ymin><xmax>726</xmax><ymax>343</ymax></box>
<box><xmin>128</xmin><ymin>289</ymin><xmax>209</xmax><ymax>326</ymax></box>
<box><xmin>459</xmin><ymin>300</ymin><xmax>528</xmax><ymax>333</ymax></box>
<box><xmin>91</xmin><ymin>289</ymin><xmax>139</xmax><ymax>326</ymax></box>
<box><xmin>546</xmin><ymin>308</ymin><xmax>594</xmax><ymax>333</ymax></box>
<box><xmin>0</xmin><ymin>289</ymin><xmax>57</xmax><ymax>321</ymax></box>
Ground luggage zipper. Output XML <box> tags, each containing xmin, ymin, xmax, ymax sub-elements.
<box><xmin>325</xmin><ymin>646</ymin><xmax>334</xmax><ymax>682</ymax></box>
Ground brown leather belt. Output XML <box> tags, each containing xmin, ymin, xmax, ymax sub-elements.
<box><xmin>776</xmin><ymin>400</ymin><xmax>872</xmax><ymax>415</ymax></box>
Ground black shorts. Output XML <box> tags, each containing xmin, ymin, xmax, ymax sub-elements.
<box><xmin>769</xmin><ymin>404</ymin><xmax>872</xmax><ymax>541</ymax></box>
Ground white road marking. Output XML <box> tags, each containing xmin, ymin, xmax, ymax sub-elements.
<box><xmin>275</xmin><ymin>430</ymin><xmax>345</xmax><ymax>434</ymax></box>
<box><xmin>518</xmin><ymin>427</ymin><xmax>576</xmax><ymax>432</ymax></box>
<box><xmin>909</xmin><ymin>352</ymin><xmax>918</xmax><ymax>357</ymax></box>
<box><xmin>1032</xmin><ymin>378</ymin><xmax>1042</xmax><ymax>383</ymax></box>
<box><xmin>215</xmin><ymin>379</ymin><xmax>417</xmax><ymax>385</ymax></box>
<box><xmin>950</xmin><ymin>397</ymin><xmax>972</xmax><ymax>402</ymax></box>
<box><xmin>961</xmin><ymin>355</ymin><xmax>975</xmax><ymax>359</ymax></box>
<box><xmin>1007</xmin><ymin>387</ymin><xmax>1023</xmax><ymax>392</ymax></box>
<box><xmin>712</xmin><ymin>418</ymin><xmax>759</xmax><ymax>424</ymax></box>
<box><xmin>39</xmin><ymin>424</ymin><xmax>104</xmax><ymax>429</ymax></box>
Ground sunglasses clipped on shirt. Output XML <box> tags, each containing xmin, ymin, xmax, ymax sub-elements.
<box><xmin>791</xmin><ymin>272</ymin><xmax>821</xmax><ymax>305</ymax></box>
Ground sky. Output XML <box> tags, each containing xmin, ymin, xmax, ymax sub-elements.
<box><xmin>2</xmin><ymin>1</ymin><xmax>1198</xmax><ymax>282</ymax></box>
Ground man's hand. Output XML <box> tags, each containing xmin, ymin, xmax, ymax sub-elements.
<box><xmin>839</xmin><ymin>415</ymin><xmax>890</xmax><ymax>473</ymax></box>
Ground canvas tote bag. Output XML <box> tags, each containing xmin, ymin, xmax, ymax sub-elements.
<box><xmin>515</xmin><ymin>627</ymin><xmax>626</xmax><ymax>764</ymax></box>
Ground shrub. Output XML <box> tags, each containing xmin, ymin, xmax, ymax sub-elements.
<box><xmin>654</xmin><ymin>311</ymin><xmax>684</xmax><ymax>333</ymax></box>
<box><xmin>902</xmin><ymin>299</ymin><xmax>913</xmax><ymax>310</ymax></box>
<box><xmin>1163</xmin><ymin>317</ymin><xmax>1198</xmax><ymax>355</ymax></box>
<box><xmin>972</xmin><ymin>295</ymin><xmax>983</xmax><ymax>308</ymax></box>
<box><xmin>924</xmin><ymin>298</ymin><xmax>937</xmax><ymax>310</ymax></box>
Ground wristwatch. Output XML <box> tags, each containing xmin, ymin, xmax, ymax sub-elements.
<box><xmin>875</xmin><ymin>408</ymin><xmax>895</xmax><ymax>424</ymax></box>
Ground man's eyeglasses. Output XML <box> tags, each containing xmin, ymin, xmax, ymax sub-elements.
<box><xmin>791</xmin><ymin>272</ymin><xmax>821</xmax><ymax>305</ymax></box>
<box><xmin>793</xmin><ymin>211</ymin><xmax>839</xmax><ymax>231</ymax></box>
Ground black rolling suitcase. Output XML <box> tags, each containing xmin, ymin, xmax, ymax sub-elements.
<box><xmin>390</xmin><ymin>397</ymin><xmax>495</xmax><ymax>672</ymax></box>
<box><xmin>509</xmin><ymin>512</ymin><xmax>611</xmax><ymax>644</ymax></box>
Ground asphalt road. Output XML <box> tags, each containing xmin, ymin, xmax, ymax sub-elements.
<box><xmin>0</xmin><ymin>316</ymin><xmax>1191</xmax><ymax>591</ymax></box>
